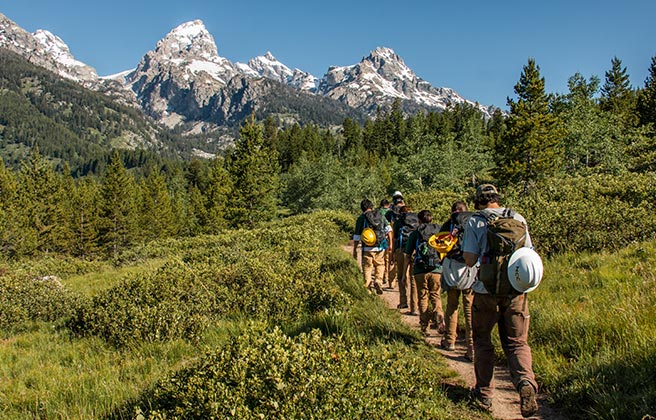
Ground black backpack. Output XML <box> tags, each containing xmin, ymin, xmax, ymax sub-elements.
<box><xmin>363</xmin><ymin>210</ymin><xmax>387</xmax><ymax>248</ymax></box>
<box><xmin>385</xmin><ymin>204</ymin><xmax>401</xmax><ymax>225</ymax></box>
<box><xmin>396</xmin><ymin>212</ymin><xmax>419</xmax><ymax>250</ymax></box>
<box><xmin>443</xmin><ymin>211</ymin><xmax>474</xmax><ymax>262</ymax></box>
<box><xmin>475</xmin><ymin>209</ymin><xmax>527</xmax><ymax>296</ymax></box>
<box><xmin>415</xmin><ymin>223</ymin><xmax>441</xmax><ymax>269</ymax></box>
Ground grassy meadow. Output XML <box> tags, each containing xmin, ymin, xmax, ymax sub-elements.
<box><xmin>0</xmin><ymin>211</ymin><xmax>485</xmax><ymax>420</ymax></box>
<box><xmin>1</xmin><ymin>208</ymin><xmax>655</xmax><ymax>419</ymax></box>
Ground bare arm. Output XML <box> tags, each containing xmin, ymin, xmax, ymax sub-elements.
<box><xmin>352</xmin><ymin>240</ymin><xmax>359</xmax><ymax>260</ymax></box>
<box><xmin>463</xmin><ymin>251</ymin><xmax>478</xmax><ymax>267</ymax></box>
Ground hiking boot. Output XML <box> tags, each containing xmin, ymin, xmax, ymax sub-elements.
<box><xmin>440</xmin><ymin>339</ymin><xmax>455</xmax><ymax>351</ymax></box>
<box><xmin>374</xmin><ymin>282</ymin><xmax>384</xmax><ymax>295</ymax></box>
<box><xmin>397</xmin><ymin>303</ymin><xmax>408</xmax><ymax>309</ymax></box>
<box><xmin>518</xmin><ymin>380</ymin><xmax>538</xmax><ymax>418</ymax></box>
<box><xmin>471</xmin><ymin>388</ymin><xmax>492</xmax><ymax>411</ymax></box>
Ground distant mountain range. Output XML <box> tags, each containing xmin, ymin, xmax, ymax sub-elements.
<box><xmin>0</xmin><ymin>12</ymin><xmax>496</xmax><ymax>138</ymax></box>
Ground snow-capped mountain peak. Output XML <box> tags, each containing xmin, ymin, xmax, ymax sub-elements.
<box><xmin>0</xmin><ymin>13</ymin><xmax>98</xmax><ymax>83</ymax></box>
<box><xmin>32</xmin><ymin>29</ymin><xmax>96</xmax><ymax>76</ymax></box>
<box><xmin>235</xmin><ymin>51</ymin><xmax>318</xmax><ymax>91</ymax></box>
<box><xmin>318</xmin><ymin>46</ymin><xmax>494</xmax><ymax>117</ymax></box>
<box><xmin>155</xmin><ymin>20</ymin><xmax>220</xmax><ymax>62</ymax></box>
<box><xmin>247</xmin><ymin>51</ymin><xmax>293</xmax><ymax>83</ymax></box>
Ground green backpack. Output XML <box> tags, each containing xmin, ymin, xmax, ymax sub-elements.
<box><xmin>476</xmin><ymin>209</ymin><xmax>527</xmax><ymax>296</ymax></box>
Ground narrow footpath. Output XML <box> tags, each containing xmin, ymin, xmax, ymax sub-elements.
<box><xmin>345</xmin><ymin>243</ymin><xmax>567</xmax><ymax>420</ymax></box>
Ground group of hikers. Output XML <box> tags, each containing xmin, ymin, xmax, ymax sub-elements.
<box><xmin>352</xmin><ymin>185</ymin><xmax>542</xmax><ymax>418</ymax></box>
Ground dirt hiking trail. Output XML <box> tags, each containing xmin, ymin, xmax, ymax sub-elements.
<box><xmin>344</xmin><ymin>243</ymin><xmax>568</xmax><ymax>420</ymax></box>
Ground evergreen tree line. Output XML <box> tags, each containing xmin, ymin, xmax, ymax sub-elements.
<box><xmin>0</xmin><ymin>118</ymin><xmax>279</xmax><ymax>258</ymax></box>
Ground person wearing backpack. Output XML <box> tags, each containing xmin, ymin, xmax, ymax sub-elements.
<box><xmin>402</xmin><ymin>209</ymin><xmax>444</xmax><ymax>333</ymax></box>
<box><xmin>392</xmin><ymin>205</ymin><xmax>419</xmax><ymax>312</ymax></box>
<box><xmin>353</xmin><ymin>198</ymin><xmax>393</xmax><ymax>295</ymax></box>
<box><xmin>462</xmin><ymin>184</ymin><xmax>538</xmax><ymax>418</ymax></box>
<box><xmin>378</xmin><ymin>198</ymin><xmax>395</xmax><ymax>287</ymax></box>
<box><xmin>384</xmin><ymin>191</ymin><xmax>404</xmax><ymax>225</ymax></box>
<box><xmin>440</xmin><ymin>201</ymin><xmax>476</xmax><ymax>361</ymax></box>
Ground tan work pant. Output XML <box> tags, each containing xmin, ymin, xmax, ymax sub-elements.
<box><xmin>395</xmin><ymin>249</ymin><xmax>416</xmax><ymax>311</ymax></box>
<box><xmin>384</xmin><ymin>251</ymin><xmax>396</xmax><ymax>286</ymax></box>
<box><xmin>414</xmin><ymin>271</ymin><xmax>443</xmax><ymax>328</ymax></box>
<box><xmin>362</xmin><ymin>250</ymin><xmax>386</xmax><ymax>291</ymax></box>
<box><xmin>472</xmin><ymin>293</ymin><xmax>537</xmax><ymax>400</ymax></box>
<box><xmin>444</xmin><ymin>288</ymin><xmax>474</xmax><ymax>347</ymax></box>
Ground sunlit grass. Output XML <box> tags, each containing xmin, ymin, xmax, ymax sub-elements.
<box><xmin>62</xmin><ymin>258</ymin><xmax>168</xmax><ymax>296</ymax></box>
<box><xmin>530</xmin><ymin>241</ymin><xmax>656</xmax><ymax>419</ymax></box>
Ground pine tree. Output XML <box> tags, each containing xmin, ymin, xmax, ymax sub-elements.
<box><xmin>99</xmin><ymin>151</ymin><xmax>138</xmax><ymax>257</ymax></box>
<box><xmin>139</xmin><ymin>167</ymin><xmax>176</xmax><ymax>241</ymax></box>
<box><xmin>205</xmin><ymin>157</ymin><xmax>233</xmax><ymax>233</ymax></box>
<box><xmin>70</xmin><ymin>177</ymin><xmax>101</xmax><ymax>258</ymax></box>
<box><xmin>600</xmin><ymin>56</ymin><xmax>638</xmax><ymax>127</ymax></box>
<box><xmin>496</xmin><ymin>59</ymin><xmax>565</xmax><ymax>192</ymax></box>
<box><xmin>341</xmin><ymin>118</ymin><xmax>365</xmax><ymax>163</ymax></box>
<box><xmin>226</xmin><ymin>117</ymin><xmax>280</xmax><ymax>228</ymax></box>
<box><xmin>18</xmin><ymin>147</ymin><xmax>70</xmax><ymax>254</ymax></box>
<box><xmin>0</xmin><ymin>157</ymin><xmax>25</xmax><ymax>257</ymax></box>
<box><xmin>638</xmin><ymin>56</ymin><xmax>656</xmax><ymax>127</ymax></box>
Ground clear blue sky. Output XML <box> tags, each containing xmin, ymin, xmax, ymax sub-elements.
<box><xmin>3</xmin><ymin>0</ymin><xmax>655</xmax><ymax>109</ymax></box>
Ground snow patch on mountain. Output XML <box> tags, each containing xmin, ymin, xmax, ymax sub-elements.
<box><xmin>235</xmin><ymin>51</ymin><xmax>318</xmax><ymax>91</ymax></box>
<box><xmin>0</xmin><ymin>13</ymin><xmax>98</xmax><ymax>83</ymax></box>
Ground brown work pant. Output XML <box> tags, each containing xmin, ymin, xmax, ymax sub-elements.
<box><xmin>444</xmin><ymin>288</ymin><xmax>474</xmax><ymax>347</ymax></box>
<box><xmin>362</xmin><ymin>250</ymin><xmax>385</xmax><ymax>291</ymax></box>
<box><xmin>415</xmin><ymin>272</ymin><xmax>443</xmax><ymax>328</ymax></box>
<box><xmin>472</xmin><ymin>293</ymin><xmax>537</xmax><ymax>399</ymax></box>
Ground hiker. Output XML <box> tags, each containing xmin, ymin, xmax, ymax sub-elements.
<box><xmin>384</xmin><ymin>190</ymin><xmax>404</xmax><ymax>225</ymax></box>
<box><xmin>439</xmin><ymin>201</ymin><xmax>476</xmax><ymax>361</ymax></box>
<box><xmin>393</xmin><ymin>205</ymin><xmax>418</xmax><ymax>312</ymax></box>
<box><xmin>378</xmin><ymin>198</ymin><xmax>395</xmax><ymax>287</ymax></box>
<box><xmin>402</xmin><ymin>209</ymin><xmax>444</xmax><ymax>331</ymax></box>
<box><xmin>462</xmin><ymin>184</ymin><xmax>539</xmax><ymax>418</ymax></box>
<box><xmin>353</xmin><ymin>198</ymin><xmax>393</xmax><ymax>295</ymax></box>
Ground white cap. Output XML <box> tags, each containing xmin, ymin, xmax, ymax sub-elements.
<box><xmin>507</xmin><ymin>248</ymin><xmax>543</xmax><ymax>293</ymax></box>
<box><xmin>393</xmin><ymin>190</ymin><xmax>403</xmax><ymax>197</ymax></box>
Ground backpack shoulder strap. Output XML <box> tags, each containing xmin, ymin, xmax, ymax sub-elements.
<box><xmin>502</xmin><ymin>208</ymin><xmax>516</xmax><ymax>218</ymax></box>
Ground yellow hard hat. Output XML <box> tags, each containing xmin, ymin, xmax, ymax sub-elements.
<box><xmin>428</xmin><ymin>231</ymin><xmax>458</xmax><ymax>259</ymax></box>
<box><xmin>361</xmin><ymin>227</ymin><xmax>377</xmax><ymax>246</ymax></box>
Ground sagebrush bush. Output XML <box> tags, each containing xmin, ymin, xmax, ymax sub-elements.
<box><xmin>508</xmin><ymin>173</ymin><xmax>656</xmax><ymax>255</ymax></box>
<box><xmin>66</xmin><ymin>259</ymin><xmax>216</xmax><ymax>347</ymax></box>
<box><xmin>67</xmin><ymin>212</ymin><xmax>354</xmax><ymax>347</ymax></box>
<box><xmin>0</xmin><ymin>273</ymin><xmax>83</xmax><ymax>333</ymax></box>
<box><xmin>135</xmin><ymin>327</ymin><xmax>482</xmax><ymax>420</ymax></box>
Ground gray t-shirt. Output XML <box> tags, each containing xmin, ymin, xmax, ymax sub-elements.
<box><xmin>462</xmin><ymin>207</ymin><xmax>532</xmax><ymax>294</ymax></box>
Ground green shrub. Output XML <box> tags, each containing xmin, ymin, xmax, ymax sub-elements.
<box><xmin>66</xmin><ymin>212</ymin><xmax>354</xmax><ymax>347</ymax></box>
<box><xmin>134</xmin><ymin>327</ymin><xmax>483</xmax><ymax>420</ymax></box>
<box><xmin>0</xmin><ymin>273</ymin><xmax>83</xmax><ymax>334</ymax></box>
<box><xmin>509</xmin><ymin>173</ymin><xmax>656</xmax><ymax>256</ymax></box>
<box><xmin>67</xmin><ymin>259</ymin><xmax>217</xmax><ymax>347</ymax></box>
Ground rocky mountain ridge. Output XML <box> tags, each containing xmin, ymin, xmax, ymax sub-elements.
<box><xmin>0</xmin><ymin>13</ymin><xmax>496</xmax><ymax>134</ymax></box>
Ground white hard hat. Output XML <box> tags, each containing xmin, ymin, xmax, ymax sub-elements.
<box><xmin>393</xmin><ymin>190</ymin><xmax>403</xmax><ymax>197</ymax></box>
<box><xmin>507</xmin><ymin>248</ymin><xmax>543</xmax><ymax>293</ymax></box>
